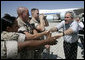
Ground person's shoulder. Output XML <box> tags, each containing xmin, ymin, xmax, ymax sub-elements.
<box><xmin>1</xmin><ymin>31</ymin><xmax>11</xmax><ymax>36</ymax></box>
<box><xmin>71</xmin><ymin>20</ymin><xmax>78</xmax><ymax>26</ymax></box>
<box><xmin>1</xmin><ymin>31</ymin><xmax>19</xmax><ymax>41</ymax></box>
<box><xmin>73</xmin><ymin>20</ymin><xmax>78</xmax><ymax>24</ymax></box>
<box><xmin>1</xmin><ymin>31</ymin><xmax>8</xmax><ymax>34</ymax></box>
<box><xmin>60</xmin><ymin>20</ymin><xmax>65</xmax><ymax>24</ymax></box>
<box><xmin>61</xmin><ymin>20</ymin><xmax>65</xmax><ymax>23</ymax></box>
<box><xmin>17</xmin><ymin>17</ymin><xmax>24</xmax><ymax>23</ymax></box>
<box><xmin>30</xmin><ymin>19</ymin><xmax>38</xmax><ymax>23</ymax></box>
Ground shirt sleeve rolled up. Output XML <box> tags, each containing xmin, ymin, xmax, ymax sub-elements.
<box><xmin>70</xmin><ymin>21</ymin><xmax>79</xmax><ymax>33</ymax></box>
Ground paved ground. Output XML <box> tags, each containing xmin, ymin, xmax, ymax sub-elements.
<box><xmin>45</xmin><ymin>22</ymin><xmax>84</xmax><ymax>59</ymax></box>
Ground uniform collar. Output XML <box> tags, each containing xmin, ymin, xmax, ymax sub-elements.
<box><xmin>17</xmin><ymin>17</ymin><xmax>27</xmax><ymax>26</ymax></box>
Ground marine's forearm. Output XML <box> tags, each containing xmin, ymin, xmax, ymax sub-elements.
<box><xmin>18</xmin><ymin>40</ymin><xmax>48</xmax><ymax>51</ymax></box>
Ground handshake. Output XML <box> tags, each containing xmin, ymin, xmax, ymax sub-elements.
<box><xmin>43</xmin><ymin>30</ymin><xmax>63</xmax><ymax>45</ymax></box>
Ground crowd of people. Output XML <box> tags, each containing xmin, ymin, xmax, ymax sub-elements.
<box><xmin>1</xmin><ymin>6</ymin><xmax>84</xmax><ymax>59</ymax></box>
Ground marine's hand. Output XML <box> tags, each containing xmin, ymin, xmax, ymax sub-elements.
<box><xmin>44</xmin><ymin>30</ymin><xmax>50</xmax><ymax>35</ymax></box>
<box><xmin>47</xmin><ymin>37</ymin><xmax>58</xmax><ymax>45</ymax></box>
<box><xmin>39</xmin><ymin>14</ymin><xmax>44</xmax><ymax>20</ymax></box>
<box><xmin>49</xmin><ymin>27</ymin><xmax>57</xmax><ymax>32</ymax></box>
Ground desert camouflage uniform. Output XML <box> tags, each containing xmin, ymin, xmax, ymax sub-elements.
<box><xmin>17</xmin><ymin>17</ymin><xmax>33</xmax><ymax>34</ymax></box>
<box><xmin>17</xmin><ymin>17</ymin><xmax>34</xmax><ymax>59</ymax></box>
<box><xmin>30</xmin><ymin>19</ymin><xmax>47</xmax><ymax>59</ymax></box>
<box><xmin>1</xmin><ymin>41</ymin><xmax>18</xmax><ymax>59</ymax></box>
<box><xmin>1</xmin><ymin>31</ymin><xmax>26</xmax><ymax>59</ymax></box>
<box><xmin>1</xmin><ymin>31</ymin><xmax>25</xmax><ymax>42</ymax></box>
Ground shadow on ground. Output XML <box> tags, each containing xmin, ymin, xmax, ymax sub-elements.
<box><xmin>42</xmin><ymin>52</ymin><xmax>63</xmax><ymax>59</ymax></box>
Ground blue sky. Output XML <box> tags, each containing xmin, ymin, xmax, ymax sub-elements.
<box><xmin>1</xmin><ymin>1</ymin><xmax>84</xmax><ymax>17</ymax></box>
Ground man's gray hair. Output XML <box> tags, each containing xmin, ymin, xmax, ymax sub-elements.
<box><xmin>65</xmin><ymin>11</ymin><xmax>76</xmax><ymax>18</ymax></box>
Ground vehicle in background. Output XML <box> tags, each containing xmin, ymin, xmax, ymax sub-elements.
<box><xmin>39</xmin><ymin>8</ymin><xmax>84</xmax><ymax>22</ymax></box>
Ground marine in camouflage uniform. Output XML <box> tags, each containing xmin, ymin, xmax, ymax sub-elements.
<box><xmin>30</xmin><ymin>18</ymin><xmax>48</xmax><ymax>59</ymax></box>
<box><xmin>30</xmin><ymin>8</ymin><xmax>50</xmax><ymax>59</ymax></box>
<box><xmin>17</xmin><ymin>17</ymin><xmax>35</xmax><ymax>59</ymax></box>
<box><xmin>1</xmin><ymin>31</ymin><xmax>26</xmax><ymax>59</ymax></box>
<box><xmin>17</xmin><ymin>17</ymin><xmax>34</xmax><ymax>34</ymax></box>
